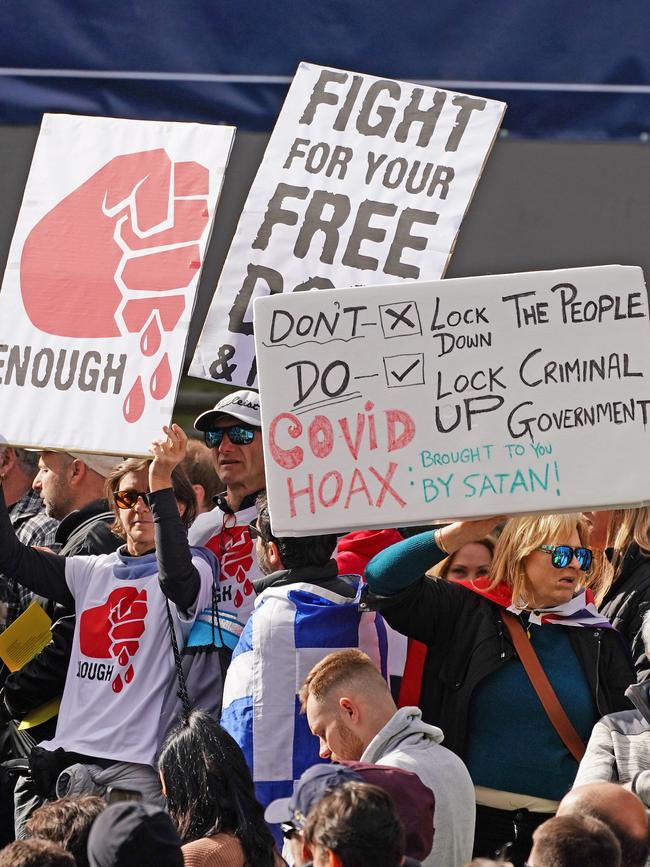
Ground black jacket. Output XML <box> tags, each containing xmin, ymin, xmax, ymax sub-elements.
<box><xmin>363</xmin><ymin>574</ymin><xmax>635</xmax><ymax>760</ymax></box>
<box><xmin>54</xmin><ymin>499</ymin><xmax>120</xmax><ymax>558</ymax></box>
<box><xmin>3</xmin><ymin>499</ymin><xmax>121</xmax><ymax>722</ymax></box>
<box><xmin>600</xmin><ymin>544</ymin><xmax>650</xmax><ymax>679</ymax></box>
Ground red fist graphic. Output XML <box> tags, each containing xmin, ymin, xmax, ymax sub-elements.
<box><xmin>207</xmin><ymin>527</ymin><xmax>255</xmax><ymax>609</ymax></box>
<box><xmin>20</xmin><ymin>149</ymin><xmax>210</xmax><ymax>422</ymax></box>
<box><xmin>80</xmin><ymin>587</ymin><xmax>147</xmax><ymax>691</ymax></box>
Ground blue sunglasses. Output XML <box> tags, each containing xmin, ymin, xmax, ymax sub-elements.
<box><xmin>538</xmin><ymin>544</ymin><xmax>593</xmax><ymax>572</ymax></box>
<box><xmin>204</xmin><ymin>425</ymin><xmax>257</xmax><ymax>448</ymax></box>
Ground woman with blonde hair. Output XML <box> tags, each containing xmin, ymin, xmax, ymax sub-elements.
<box><xmin>363</xmin><ymin>513</ymin><xmax>634</xmax><ymax>867</ymax></box>
<box><xmin>594</xmin><ymin>507</ymin><xmax>650</xmax><ymax>677</ymax></box>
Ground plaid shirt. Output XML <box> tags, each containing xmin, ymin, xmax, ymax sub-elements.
<box><xmin>0</xmin><ymin>489</ymin><xmax>59</xmax><ymax>630</ymax></box>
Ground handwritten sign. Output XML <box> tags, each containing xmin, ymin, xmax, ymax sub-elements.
<box><xmin>190</xmin><ymin>61</ymin><xmax>505</xmax><ymax>388</ymax></box>
<box><xmin>0</xmin><ymin>113</ymin><xmax>234</xmax><ymax>456</ymax></box>
<box><xmin>254</xmin><ymin>265</ymin><xmax>650</xmax><ymax>535</ymax></box>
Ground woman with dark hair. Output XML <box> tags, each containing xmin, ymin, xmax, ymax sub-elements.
<box><xmin>430</xmin><ymin>535</ymin><xmax>496</xmax><ymax>582</ymax></box>
<box><xmin>1</xmin><ymin>426</ymin><xmax>217</xmax><ymax>832</ymax></box>
<box><xmin>158</xmin><ymin>710</ymin><xmax>279</xmax><ymax>867</ymax></box>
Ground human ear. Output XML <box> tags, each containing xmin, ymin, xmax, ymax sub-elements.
<box><xmin>338</xmin><ymin>696</ymin><xmax>359</xmax><ymax>723</ymax></box>
<box><xmin>267</xmin><ymin>540</ymin><xmax>283</xmax><ymax>569</ymax></box>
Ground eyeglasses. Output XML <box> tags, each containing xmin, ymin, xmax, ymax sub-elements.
<box><xmin>538</xmin><ymin>544</ymin><xmax>593</xmax><ymax>572</ymax></box>
<box><xmin>248</xmin><ymin>521</ymin><xmax>261</xmax><ymax>540</ymax></box>
<box><xmin>114</xmin><ymin>490</ymin><xmax>150</xmax><ymax>509</ymax></box>
<box><xmin>204</xmin><ymin>425</ymin><xmax>257</xmax><ymax>449</ymax></box>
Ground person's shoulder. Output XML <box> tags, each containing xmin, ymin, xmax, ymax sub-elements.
<box><xmin>76</xmin><ymin>520</ymin><xmax>121</xmax><ymax>556</ymax></box>
<box><xmin>66</xmin><ymin>548</ymin><xmax>119</xmax><ymax>571</ymax></box>
<box><xmin>615</xmin><ymin>547</ymin><xmax>650</xmax><ymax>592</ymax></box>
<box><xmin>188</xmin><ymin>507</ymin><xmax>221</xmax><ymax>543</ymax></box>
<box><xmin>182</xmin><ymin>833</ymin><xmax>245</xmax><ymax>867</ymax></box>
<box><xmin>597</xmin><ymin>707</ymin><xmax>649</xmax><ymax>734</ymax></box>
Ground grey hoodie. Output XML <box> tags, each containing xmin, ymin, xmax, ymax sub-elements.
<box><xmin>575</xmin><ymin>680</ymin><xmax>650</xmax><ymax>804</ymax></box>
<box><xmin>361</xmin><ymin>706</ymin><xmax>475</xmax><ymax>867</ymax></box>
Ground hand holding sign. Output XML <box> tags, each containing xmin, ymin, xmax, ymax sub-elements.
<box><xmin>149</xmin><ymin>423</ymin><xmax>187</xmax><ymax>491</ymax></box>
<box><xmin>436</xmin><ymin>515</ymin><xmax>507</xmax><ymax>555</ymax></box>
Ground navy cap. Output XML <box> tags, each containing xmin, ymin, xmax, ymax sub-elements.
<box><xmin>265</xmin><ymin>761</ymin><xmax>434</xmax><ymax>862</ymax></box>
<box><xmin>265</xmin><ymin>763</ymin><xmax>361</xmax><ymax>829</ymax></box>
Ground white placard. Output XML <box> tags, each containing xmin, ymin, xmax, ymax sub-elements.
<box><xmin>0</xmin><ymin>113</ymin><xmax>234</xmax><ymax>456</ymax></box>
<box><xmin>190</xmin><ymin>61</ymin><xmax>505</xmax><ymax>388</ymax></box>
<box><xmin>254</xmin><ymin>265</ymin><xmax>650</xmax><ymax>535</ymax></box>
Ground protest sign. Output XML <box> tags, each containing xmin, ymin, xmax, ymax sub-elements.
<box><xmin>190</xmin><ymin>62</ymin><xmax>505</xmax><ymax>388</ymax></box>
<box><xmin>254</xmin><ymin>265</ymin><xmax>650</xmax><ymax>535</ymax></box>
<box><xmin>0</xmin><ymin>113</ymin><xmax>234</xmax><ymax>456</ymax></box>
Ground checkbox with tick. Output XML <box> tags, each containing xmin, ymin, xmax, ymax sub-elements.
<box><xmin>382</xmin><ymin>353</ymin><xmax>425</xmax><ymax>387</ymax></box>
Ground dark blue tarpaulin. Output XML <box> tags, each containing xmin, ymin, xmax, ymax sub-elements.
<box><xmin>1</xmin><ymin>1</ymin><xmax>650</xmax><ymax>138</ymax></box>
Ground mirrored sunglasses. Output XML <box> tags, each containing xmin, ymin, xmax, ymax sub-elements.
<box><xmin>204</xmin><ymin>425</ymin><xmax>256</xmax><ymax>448</ymax></box>
<box><xmin>538</xmin><ymin>544</ymin><xmax>593</xmax><ymax>572</ymax></box>
<box><xmin>114</xmin><ymin>490</ymin><xmax>150</xmax><ymax>509</ymax></box>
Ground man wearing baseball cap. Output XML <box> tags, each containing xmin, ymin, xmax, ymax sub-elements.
<box><xmin>189</xmin><ymin>389</ymin><xmax>266</xmax><ymax>646</ymax></box>
<box><xmin>265</xmin><ymin>762</ymin><xmax>433</xmax><ymax>867</ymax></box>
<box><xmin>33</xmin><ymin>451</ymin><xmax>124</xmax><ymax>550</ymax></box>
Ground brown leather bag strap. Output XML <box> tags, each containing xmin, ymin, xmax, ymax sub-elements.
<box><xmin>501</xmin><ymin>610</ymin><xmax>586</xmax><ymax>762</ymax></box>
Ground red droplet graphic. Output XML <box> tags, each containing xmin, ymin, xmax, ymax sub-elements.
<box><xmin>140</xmin><ymin>316</ymin><xmax>161</xmax><ymax>356</ymax></box>
<box><xmin>125</xmin><ymin>664</ymin><xmax>134</xmax><ymax>684</ymax></box>
<box><xmin>243</xmin><ymin>578</ymin><xmax>253</xmax><ymax>596</ymax></box>
<box><xmin>118</xmin><ymin>648</ymin><xmax>128</xmax><ymax>665</ymax></box>
<box><xmin>236</xmin><ymin>567</ymin><xmax>245</xmax><ymax>583</ymax></box>
<box><xmin>123</xmin><ymin>377</ymin><xmax>145</xmax><ymax>423</ymax></box>
<box><xmin>234</xmin><ymin>589</ymin><xmax>243</xmax><ymax>609</ymax></box>
<box><xmin>150</xmin><ymin>353</ymin><xmax>172</xmax><ymax>401</ymax></box>
<box><xmin>112</xmin><ymin>674</ymin><xmax>123</xmax><ymax>693</ymax></box>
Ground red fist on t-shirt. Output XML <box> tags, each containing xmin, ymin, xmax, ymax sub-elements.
<box><xmin>80</xmin><ymin>586</ymin><xmax>147</xmax><ymax>663</ymax></box>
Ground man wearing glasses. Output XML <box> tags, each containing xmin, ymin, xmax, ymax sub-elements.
<box><xmin>190</xmin><ymin>389</ymin><xmax>267</xmax><ymax>649</ymax></box>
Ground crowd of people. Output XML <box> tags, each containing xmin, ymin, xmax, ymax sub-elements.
<box><xmin>0</xmin><ymin>386</ymin><xmax>649</xmax><ymax>866</ymax></box>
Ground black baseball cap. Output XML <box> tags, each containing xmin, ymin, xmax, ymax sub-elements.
<box><xmin>87</xmin><ymin>802</ymin><xmax>182</xmax><ymax>867</ymax></box>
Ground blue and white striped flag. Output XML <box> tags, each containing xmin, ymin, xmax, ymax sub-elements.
<box><xmin>221</xmin><ymin>578</ymin><xmax>387</xmax><ymax>836</ymax></box>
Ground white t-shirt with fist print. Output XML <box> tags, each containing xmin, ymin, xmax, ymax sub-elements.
<box><xmin>40</xmin><ymin>549</ymin><xmax>214</xmax><ymax>766</ymax></box>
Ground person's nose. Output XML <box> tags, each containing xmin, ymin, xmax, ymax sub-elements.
<box><xmin>319</xmin><ymin>740</ymin><xmax>332</xmax><ymax>760</ymax></box>
<box><xmin>568</xmin><ymin>550</ymin><xmax>581</xmax><ymax>569</ymax></box>
<box><xmin>33</xmin><ymin>473</ymin><xmax>43</xmax><ymax>492</ymax></box>
<box><xmin>133</xmin><ymin>494</ymin><xmax>150</xmax><ymax>512</ymax></box>
<box><xmin>218</xmin><ymin>434</ymin><xmax>236</xmax><ymax>455</ymax></box>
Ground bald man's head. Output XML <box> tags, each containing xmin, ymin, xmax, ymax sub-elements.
<box><xmin>558</xmin><ymin>783</ymin><xmax>649</xmax><ymax>867</ymax></box>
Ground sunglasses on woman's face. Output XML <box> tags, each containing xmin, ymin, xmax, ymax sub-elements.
<box><xmin>204</xmin><ymin>425</ymin><xmax>256</xmax><ymax>449</ymax></box>
<box><xmin>114</xmin><ymin>490</ymin><xmax>150</xmax><ymax>509</ymax></box>
<box><xmin>538</xmin><ymin>544</ymin><xmax>593</xmax><ymax>572</ymax></box>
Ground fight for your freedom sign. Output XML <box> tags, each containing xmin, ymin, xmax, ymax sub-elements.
<box><xmin>254</xmin><ymin>265</ymin><xmax>650</xmax><ymax>535</ymax></box>
<box><xmin>0</xmin><ymin>113</ymin><xmax>234</xmax><ymax>456</ymax></box>
<box><xmin>190</xmin><ymin>61</ymin><xmax>505</xmax><ymax>389</ymax></box>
